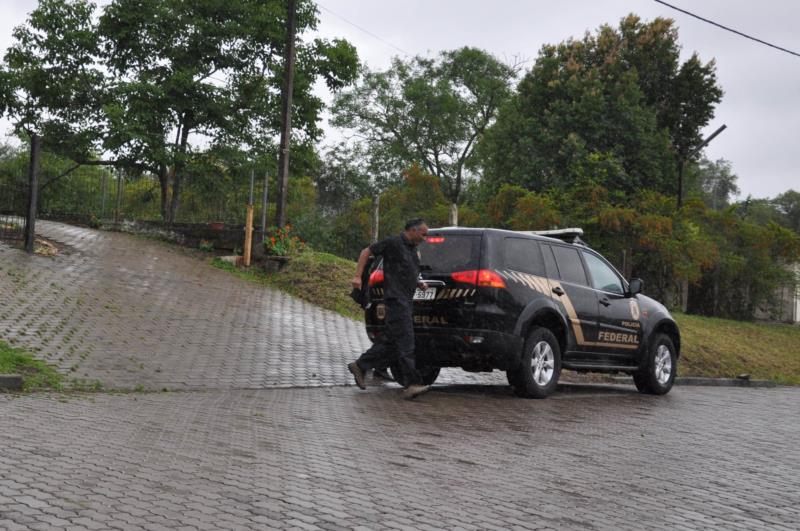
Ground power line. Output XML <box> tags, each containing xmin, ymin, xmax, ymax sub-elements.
<box><xmin>317</xmin><ymin>3</ymin><xmax>411</xmax><ymax>57</ymax></box>
<box><xmin>653</xmin><ymin>0</ymin><xmax>800</xmax><ymax>58</ymax></box>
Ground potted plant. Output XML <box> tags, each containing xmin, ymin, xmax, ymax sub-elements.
<box><xmin>263</xmin><ymin>225</ymin><xmax>305</xmax><ymax>272</ymax></box>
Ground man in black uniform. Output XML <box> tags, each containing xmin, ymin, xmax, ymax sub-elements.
<box><xmin>348</xmin><ymin>218</ymin><xmax>430</xmax><ymax>400</ymax></box>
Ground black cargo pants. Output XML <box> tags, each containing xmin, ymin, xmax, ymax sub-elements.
<box><xmin>357</xmin><ymin>298</ymin><xmax>422</xmax><ymax>386</ymax></box>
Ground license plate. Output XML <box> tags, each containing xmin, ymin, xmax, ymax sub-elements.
<box><xmin>413</xmin><ymin>288</ymin><xmax>436</xmax><ymax>301</ymax></box>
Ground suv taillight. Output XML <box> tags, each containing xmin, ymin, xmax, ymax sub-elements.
<box><xmin>368</xmin><ymin>269</ymin><xmax>384</xmax><ymax>286</ymax></box>
<box><xmin>450</xmin><ymin>269</ymin><xmax>506</xmax><ymax>288</ymax></box>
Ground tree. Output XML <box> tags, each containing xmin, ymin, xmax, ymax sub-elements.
<box><xmin>480</xmin><ymin>15</ymin><xmax>722</xmax><ymax>198</ymax></box>
<box><xmin>97</xmin><ymin>0</ymin><xmax>358</xmax><ymax>223</ymax></box>
<box><xmin>773</xmin><ymin>190</ymin><xmax>800</xmax><ymax>234</ymax></box>
<box><xmin>0</xmin><ymin>0</ymin><xmax>105</xmax><ymax>161</ymax></box>
<box><xmin>314</xmin><ymin>146</ymin><xmax>372</xmax><ymax>217</ymax></box>
<box><xmin>685</xmin><ymin>157</ymin><xmax>740</xmax><ymax>210</ymax></box>
<box><xmin>2</xmin><ymin>0</ymin><xmax>358</xmax><ymax>224</ymax></box>
<box><xmin>331</xmin><ymin>47</ymin><xmax>516</xmax><ymax>225</ymax></box>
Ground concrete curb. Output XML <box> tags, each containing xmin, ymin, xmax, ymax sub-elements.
<box><xmin>606</xmin><ymin>375</ymin><xmax>777</xmax><ymax>388</ymax></box>
<box><xmin>0</xmin><ymin>374</ymin><xmax>23</xmax><ymax>392</ymax></box>
<box><xmin>674</xmin><ymin>376</ymin><xmax>777</xmax><ymax>388</ymax></box>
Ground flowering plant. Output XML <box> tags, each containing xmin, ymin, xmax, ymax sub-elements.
<box><xmin>264</xmin><ymin>225</ymin><xmax>305</xmax><ymax>256</ymax></box>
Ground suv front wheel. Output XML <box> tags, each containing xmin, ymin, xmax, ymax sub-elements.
<box><xmin>508</xmin><ymin>326</ymin><xmax>562</xmax><ymax>398</ymax></box>
<box><xmin>633</xmin><ymin>333</ymin><xmax>676</xmax><ymax>395</ymax></box>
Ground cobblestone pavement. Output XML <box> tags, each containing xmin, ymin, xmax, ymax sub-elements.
<box><xmin>1</xmin><ymin>385</ymin><xmax>798</xmax><ymax>530</ymax></box>
<box><xmin>0</xmin><ymin>222</ymin><xmax>505</xmax><ymax>390</ymax></box>
<box><xmin>3</xmin><ymin>223</ymin><xmax>799</xmax><ymax>530</ymax></box>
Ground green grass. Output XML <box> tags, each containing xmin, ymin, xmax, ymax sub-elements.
<box><xmin>675</xmin><ymin>313</ymin><xmax>800</xmax><ymax>385</ymax></box>
<box><xmin>213</xmin><ymin>251</ymin><xmax>364</xmax><ymax>320</ymax></box>
<box><xmin>0</xmin><ymin>340</ymin><xmax>65</xmax><ymax>391</ymax></box>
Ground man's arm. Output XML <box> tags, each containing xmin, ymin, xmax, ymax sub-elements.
<box><xmin>351</xmin><ymin>246</ymin><xmax>374</xmax><ymax>289</ymax></box>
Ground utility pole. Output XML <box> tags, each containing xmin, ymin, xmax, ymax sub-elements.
<box><xmin>275</xmin><ymin>0</ymin><xmax>297</xmax><ymax>228</ymax></box>
<box><xmin>24</xmin><ymin>134</ymin><xmax>41</xmax><ymax>254</ymax></box>
<box><xmin>677</xmin><ymin>124</ymin><xmax>727</xmax><ymax>208</ymax></box>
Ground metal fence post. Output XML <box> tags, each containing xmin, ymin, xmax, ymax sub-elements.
<box><xmin>261</xmin><ymin>172</ymin><xmax>269</xmax><ymax>243</ymax></box>
<box><xmin>100</xmin><ymin>170</ymin><xmax>108</xmax><ymax>219</ymax></box>
<box><xmin>24</xmin><ymin>134</ymin><xmax>41</xmax><ymax>254</ymax></box>
<box><xmin>114</xmin><ymin>168</ymin><xmax>123</xmax><ymax>228</ymax></box>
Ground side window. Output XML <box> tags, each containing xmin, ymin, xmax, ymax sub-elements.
<box><xmin>582</xmin><ymin>251</ymin><xmax>624</xmax><ymax>295</ymax></box>
<box><xmin>541</xmin><ymin>244</ymin><xmax>560</xmax><ymax>280</ymax></box>
<box><xmin>503</xmin><ymin>238</ymin><xmax>545</xmax><ymax>275</ymax></box>
<box><xmin>551</xmin><ymin>245</ymin><xmax>589</xmax><ymax>286</ymax></box>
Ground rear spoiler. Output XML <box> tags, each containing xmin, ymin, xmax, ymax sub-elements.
<box><xmin>518</xmin><ymin>228</ymin><xmax>587</xmax><ymax>246</ymax></box>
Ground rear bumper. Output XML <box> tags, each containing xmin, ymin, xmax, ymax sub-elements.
<box><xmin>366</xmin><ymin>325</ymin><xmax>523</xmax><ymax>371</ymax></box>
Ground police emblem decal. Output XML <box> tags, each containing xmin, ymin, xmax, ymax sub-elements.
<box><xmin>629</xmin><ymin>299</ymin><xmax>640</xmax><ymax>320</ymax></box>
<box><xmin>375</xmin><ymin>303</ymin><xmax>386</xmax><ymax>321</ymax></box>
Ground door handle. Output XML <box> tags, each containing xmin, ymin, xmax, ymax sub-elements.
<box><xmin>552</xmin><ymin>286</ymin><xmax>565</xmax><ymax>296</ymax></box>
<box><xmin>599</xmin><ymin>297</ymin><xmax>611</xmax><ymax>307</ymax></box>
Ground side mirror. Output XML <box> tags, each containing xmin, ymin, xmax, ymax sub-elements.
<box><xmin>628</xmin><ymin>278</ymin><xmax>643</xmax><ymax>296</ymax></box>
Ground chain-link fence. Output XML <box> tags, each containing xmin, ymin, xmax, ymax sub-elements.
<box><xmin>38</xmin><ymin>169</ymin><xmax>271</xmax><ymax>228</ymax></box>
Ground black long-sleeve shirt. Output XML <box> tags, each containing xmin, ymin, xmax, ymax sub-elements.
<box><xmin>370</xmin><ymin>233</ymin><xmax>420</xmax><ymax>301</ymax></box>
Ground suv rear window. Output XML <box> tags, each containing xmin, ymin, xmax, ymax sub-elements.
<box><xmin>419</xmin><ymin>235</ymin><xmax>480</xmax><ymax>273</ymax></box>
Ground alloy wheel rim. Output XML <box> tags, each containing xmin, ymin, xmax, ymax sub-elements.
<box><xmin>532</xmin><ymin>341</ymin><xmax>555</xmax><ymax>386</ymax></box>
<box><xmin>654</xmin><ymin>345</ymin><xmax>672</xmax><ymax>385</ymax></box>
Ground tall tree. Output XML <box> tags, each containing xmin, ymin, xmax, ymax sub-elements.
<box><xmin>331</xmin><ymin>47</ymin><xmax>516</xmax><ymax>225</ymax></box>
<box><xmin>2</xmin><ymin>0</ymin><xmax>357</xmax><ymax>224</ymax></box>
<box><xmin>773</xmin><ymin>190</ymin><xmax>800</xmax><ymax>234</ymax></box>
<box><xmin>98</xmin><ymin>0</ymin><xmax>358</xmax><ymax>223</ymax></box>
<box><xmin>685</xmin><ymin>157</ymin><xmax>740</xmax><ymax>210</ymax></box>
<box><xmin>0</xmin><ymin>0</ymin><xmax>105</xmax><ymax>161</ymax></box>
<box><xmin>480</xmin><ymin>15</ymin><xmax>722</xmax><ymax>198</ymax></box>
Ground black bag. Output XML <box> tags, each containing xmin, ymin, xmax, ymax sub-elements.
<box><xmin>349</xmin><ymin>256</ymin><xmax>375</xmax><ymax>309</ymax></box>
<box><xmin>349</xmin><ymin>287</ymin><xmax>366</xmax><ymax>307</ymax></box>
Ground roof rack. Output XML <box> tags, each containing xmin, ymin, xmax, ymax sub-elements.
<box><xmin>519</xmin><ymin>228</ymin><xmax>587</xmax><ymax>246</ymax></box>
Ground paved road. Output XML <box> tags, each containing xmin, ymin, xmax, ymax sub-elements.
<box><xmin>1</xmin><ymin>385</ymin><xmax>799</xmax><ymax>530</ymax></box>
<box><xmin>2</xmin><ymin>223</ymin><xmax>799</xmax><ymax>530</ymax></box>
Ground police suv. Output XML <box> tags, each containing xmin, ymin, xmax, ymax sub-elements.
<box><xmin>365</xmin><ymin>227</ymin><xmax>680</xmax><ymax>398</ymax></box>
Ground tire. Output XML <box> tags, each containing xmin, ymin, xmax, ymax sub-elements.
<box><xmin>508</xmin><ymin>326</ymin><xmax>561</xmax><ymax>398</ymax></box>
<box><xmin>633</xmin><ymin>333</ymin><xmax>677</xmax><ymax>395</ymax></box>
<box><xmin>389</xmin><ymin>364</ymin><xmax>440</xmax><ymax>387</ymax></box>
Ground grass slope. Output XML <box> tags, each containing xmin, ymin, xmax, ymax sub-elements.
<box><xmin>676</xmin><ymin>313</ymin><xmax>800</xmax><ymax>385</ymax></box>
<box><xmin>214</xmin><ymin>252</ymin><xmax>363</xmax><ymax>321</ymax></box>
<box><xmin>216</xmin><ymin>252</ymin><xmax>800</xmax><ymax>385</ymax></box>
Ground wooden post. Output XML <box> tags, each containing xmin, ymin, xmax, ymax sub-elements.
<box><xmin>24</xmin><ymin>134</ymin><xmax>41</xmax><ymax>254</ymax></box>
<box><xmin>243</xmin><ymin>170</ymin><xmax>255</xmax><ymax>267</ymax></box>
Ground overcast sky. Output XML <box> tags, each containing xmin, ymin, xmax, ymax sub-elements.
<box><xmin>2</xmin><ymin>0</ymin><xmax>798</xmax><ymax>199</ymax></box>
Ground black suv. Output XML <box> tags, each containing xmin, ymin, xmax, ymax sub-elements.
<box><xmin>365</xmin><ymin>227</ymin><xmax>680</xmax><ymax>398</ymax></box>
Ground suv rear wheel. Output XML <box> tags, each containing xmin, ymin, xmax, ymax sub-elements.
<box><xmin>633</xmin><ymin>333</ymin><xmax>676</xmax><ymax>395</ymax></box>
<box><xmin>508</xmin><ymin>326</ymin><xmax>562</xmax><ymax>398</ymax></box>
<box><xmin>389</xmin><ymin>364</ymin><xmax>441</xmax><ymax>387</ymax></box>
